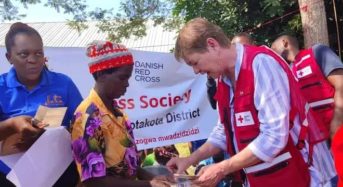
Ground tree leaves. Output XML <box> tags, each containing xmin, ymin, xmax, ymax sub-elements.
<box><xmin>0</xmin><ymin>0</ymin><xmax>302</xmax><ymax>45</ymax></box>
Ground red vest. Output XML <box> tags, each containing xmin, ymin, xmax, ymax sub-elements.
<box><xmin>292</xmin><ymin>48</ymin><xmax>333</xmax><ymax>140</ymax></box>
<box><xmin>332</xmin><ymin>125</ymin><xmax>343</xmax><ymax>187</ymax></box>
<box><xmin>215</xmin><ymin>45</ymin><xmax>310</xmax><ymax>187</ymax></box>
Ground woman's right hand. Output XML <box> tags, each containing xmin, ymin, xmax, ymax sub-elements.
<box><xmin>166</xmin><ymin>157</ymin><xmax>192</xmax><ymax>174</ymax></box>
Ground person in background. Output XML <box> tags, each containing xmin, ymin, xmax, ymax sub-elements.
<box><xmin>71</xmin><ymin>40</ymin><xmax>170</xmax><ymax>187</ymax></box>
<box><xmin>166</xmin><ymin>17</ymin><xmax>336</xmax><ymax>187</ymax></box>
<box><xmin>271</xmin><ymin>35</ymin><xmax>343</xmax><ymax>139</ymax></box>
<box><xmin>0</xmin><ymin>22</ymin><xmax>83</xmax><ymax>187</ymax></box>
<box><xmin>141</xmin><ymin>149</ymin><xmax>157</xmax><ymax>167</ymax></box>
<box><xmin>231</xmin><ymin>32</ymin><xmax>254</xmax><ymax>46</ymax></box>
<box><xmin>154</xmin><ymin>146</ymin><xmax>179</xmax><ymax>165</ymax></box>
<box><xmin>206</xmin><ymin>76</ymin><xmax>218</xmax><ymax>110</ymax></box>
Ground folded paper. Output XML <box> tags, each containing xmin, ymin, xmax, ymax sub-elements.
<box><xmin>2</xmin><ymin>127</ymin><xmax>73</xmax><ymax>187</ymax></box>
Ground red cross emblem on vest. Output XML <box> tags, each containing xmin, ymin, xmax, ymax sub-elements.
<box><xmin>238</xmin><ymin>115</ymin><xmax>244</xmax><ymax>123</ymax></box>
<box><xmin>298</xmin><ymin>71</ymin><xmax>303</xmax><ymax>76</ymax></box>
<box><xmin>235</xmin><ymin>111</ymin><xmax>254</xmax><ymax>127</ymax></box>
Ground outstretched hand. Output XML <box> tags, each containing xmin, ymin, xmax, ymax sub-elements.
<box><xmin>193</xmin><ymin>163</ymin><xmax>226</xmax><ymax>187</ymax></box>
<box><xmin>166</xmin><ymin>157</ymin><xmax>192</xmax><ymax>174</ymax></box>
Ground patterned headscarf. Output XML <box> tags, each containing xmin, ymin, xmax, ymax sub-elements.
<box><xmin>86</xmin><ymin>40</ymin><xmax>133</xmax><ymax>74</ymax></box>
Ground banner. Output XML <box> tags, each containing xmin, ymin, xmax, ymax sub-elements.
<box><xmin>0</xmin><ymin>47</ymin><xmax>218</xmax><ymax>150</ymax></box>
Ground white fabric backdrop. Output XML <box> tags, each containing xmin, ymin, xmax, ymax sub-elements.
<box><xmin>0</xmin><ymin>47</ymin><xmax>218</xmax><ymax>150</ymax></box>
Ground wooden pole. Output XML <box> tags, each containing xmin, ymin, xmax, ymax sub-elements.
<box><xmin>298</xmin><ymin>0</ymin><xmax>329</xmax><ymax>48</ymax></box>
<box><xmin>332</xmin><ymin>0</ymin><xmax>342</xmax><ymax>58</ymax></box>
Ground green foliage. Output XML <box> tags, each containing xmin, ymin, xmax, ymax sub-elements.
<box><xmin>0</xmin><ymin>0</ymin><xmax>24</xmax><ymax>20</ymax></box>
<box><xmin>168</xmin><ymin>0</ymin><xmax>302</xmax><ymax>45</ymax></box>
<box><xmin>70</xmin><ymin>0</ymin><xmax>173</xmax><ymax>42</ymax></box>
<box><xmin>44</xmin><ymin>0</ymin><xmax>87</xmax><ymax>17</ymax></box>
<box><xmin>0</xmin><ymin>0</ymin><xmax>303</xmax><ymax>45</ymax></box>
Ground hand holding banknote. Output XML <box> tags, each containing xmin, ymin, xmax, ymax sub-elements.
<box><xmin>1</xmin><ymin>105</ymin><xmax>66</xmax><ymax>155</ymax></box>
<box><xmin>14</xmin><ymin>117</ymin><xmax>47</xmax><ymax>151</ymax></box>
<box><xmin>0</xmin><ymin>116</ymin><xmax>47</xmax><ymax>154</ymax></box>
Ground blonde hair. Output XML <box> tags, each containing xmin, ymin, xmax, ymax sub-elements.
<box><xmin>174</xmin><ymin>17</ymin><xmax>230</xmax><ymax>61</ymax></box>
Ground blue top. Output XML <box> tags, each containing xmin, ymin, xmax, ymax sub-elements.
<box><xmin>312</xmin><ymin>44</ymin><xmax>343</xmax><ymax>77</ymax></box>
<box><xmin>0</xmin><ymin>67</ymin><xmax>83</xmax><ymax>174</ymax></box>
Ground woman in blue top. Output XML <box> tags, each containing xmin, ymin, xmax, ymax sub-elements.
<box><xmin>0</xmin><ymin>22</ymin><xmax>83</xmax><ymax>187</ymax></box>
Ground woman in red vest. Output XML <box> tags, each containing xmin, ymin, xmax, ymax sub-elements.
<box><xmin>166</xmin><ymin>17</ymin><xmax>336</xmax><ymax>187</ymax></box>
